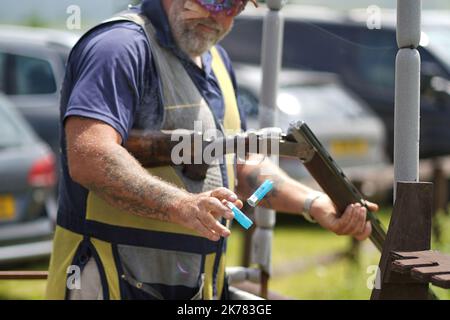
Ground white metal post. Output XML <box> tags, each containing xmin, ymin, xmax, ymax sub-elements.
<box><xmin>394</xmin><ymin>0</ymin><xmax>421</xmax><ymax>199</ymax></box>
<box><xmin>251</xmin><ymin>0</ymin><xmax>284</xmax><ymax>298</ymax></box>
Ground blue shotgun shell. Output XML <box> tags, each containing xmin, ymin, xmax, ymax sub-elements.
<box><xmin>226</xmin><ymin>201</ymin><xmax>253</xmax><ymax>230</ymax></box>
<box><xmin>247</xmin><ymin>179</ymin><xmax>274</xmax><ymax>207</ymax></box>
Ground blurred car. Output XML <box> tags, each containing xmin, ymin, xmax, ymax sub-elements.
<box><xmin>0</xmin><ymin>25</ymin><xmax>79</xmax><ymax>154</ymax></box>
<box><xmin>221</xmin><ymin>6</ymin><xmax>450</xmax><ymax>160</ymax></box>
<box><xmin>0</xmin><ymin>93</ymin><xmax>55</xmax><ymax>263</ymax></box>
<box><xmin>234</xmin><ymin>64</ymin><xmax>389</xmax><ymax>192</ymax></box>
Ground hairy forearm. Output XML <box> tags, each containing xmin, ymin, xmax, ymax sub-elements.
<box><xmin>69</xmin><ymin>142</ymin><xmax>188</xmax><ymax>222</ymax></box>
<box><xmin>236</xmin><ymin>155</ymin><xmax>315</xmax><ymax>214</ymax></box>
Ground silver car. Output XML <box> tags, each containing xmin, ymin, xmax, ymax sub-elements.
<box><xmin>234</xmin><ymin>64</ymin><xmax>389</xmax><ymax>195</ymax></box>
<box><xmin>0</xmin><ymin>94</ymin><xmax>55</xmax><ymax>263</ymax></box>
<box><xmin>0</xmin><ymin>25</ymin><xmax>79</xmax><ymax>153</ymax></box>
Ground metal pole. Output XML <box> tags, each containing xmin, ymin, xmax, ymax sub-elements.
<box><xmin>393</xmin><ymin>0</ymin><xmax>421</xmax><ymax>199</ymax></box>
<box><xmin>251</xmin><ymin>0</ymin><xmax>284</xmax><ymax>299</ymax></box>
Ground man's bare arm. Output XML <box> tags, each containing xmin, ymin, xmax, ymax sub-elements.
<box><xmin>237</xmin><ymin>154</ymin><xmax>378</xmax><ymax>240</ymax></box>
<box><xmin>236</xmin><ymin>155</ymin><xmax>313</xmax><ymax>214</ymax></box>
<box><xmin>65</xmin><ymin>116</ymin><xmax>241</xmax><ymax>241</ymax></box>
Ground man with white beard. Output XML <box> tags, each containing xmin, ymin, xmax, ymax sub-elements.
<box><xmin>46</xmin><ymin>0</ymin><xmax>378</xmax><ymax>300</ymax></box>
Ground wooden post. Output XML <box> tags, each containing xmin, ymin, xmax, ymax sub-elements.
<box><xmin>371</xmin><ymin>182</ymin><xmax>433</xmax><ymax>300</ymax></box>
<box><xmin>432</xmin><ymin>158</ymin><xmax>447</xmax><ymax>242</ymax></box>
<box><xmin>432</xmin><ymin>158</ymin><xmax>448</xmax><ymax>214</ymax></box>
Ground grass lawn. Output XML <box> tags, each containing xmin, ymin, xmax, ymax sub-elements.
<box><xmin>1</xmin><ymin>207</ymin><xmax>450</xmax><ymax>300</ymax></box>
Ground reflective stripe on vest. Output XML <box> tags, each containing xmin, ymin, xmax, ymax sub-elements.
<box><xmin>211</xmin><ymin>46</ymin><xmax>242</xmax><ymax>193</ymax></box>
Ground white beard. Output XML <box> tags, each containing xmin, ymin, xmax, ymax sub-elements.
<box><xmin>168</xmin><ymin>0</ymin><xmax>232</xmax><ymax>57</ymax></box>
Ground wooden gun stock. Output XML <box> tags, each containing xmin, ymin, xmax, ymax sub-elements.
<box><xmin>125</xmin><ymin>130</ymin><xmax>177</xmax><ymax>167</ymax></box>
<box><xmin>125</xmin><ymin>130</ymin><xmax>209</xmax><ymax>180</ymax></box>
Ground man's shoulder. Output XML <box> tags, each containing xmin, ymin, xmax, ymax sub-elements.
<box><xmin>71</xmin><ymin>21</ymin><xmax>150</xmax><ymax>63</ymax></box>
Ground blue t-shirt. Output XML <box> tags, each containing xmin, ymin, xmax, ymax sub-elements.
<box><xmin>57</xmin><ymin>0</ymin><xmax>246</xmax><ymax>231</ymax></box>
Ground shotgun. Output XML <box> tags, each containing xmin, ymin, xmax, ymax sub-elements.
<box><xmin>125</xmin><ymin>121</ymin><xmax>387</xmax><ymax>251</ymax></box>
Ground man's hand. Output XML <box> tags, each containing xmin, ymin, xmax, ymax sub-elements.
<box><xmin>172</xmin><ymin>187</ymin><xmax>243</xmax><ymax>242</ymax></box>
<box><xmin>310</xmin><ymin>194</ymin><xmax>379</xmax><ymax>241</ymax></box>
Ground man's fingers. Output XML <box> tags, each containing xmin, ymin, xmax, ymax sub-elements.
<box><xmin>344</xmin><ymin>206</ymin><xmax>362</xmax><ymax>235</ymax></box>
<box><xmin>181</xmin><ymin>190</ymin><xmax>243</xmax><ymax>241</ymax></box>
<box><xmin>354</xmin><ymin>221</ymin><xmax>372</xmax><ymax>241</ymax></box>
<box><xmin>221</xmin><ymin>198</ymin><xmax>243</xmax><ymax>211</ymax></box>
<box><xmin>200</xmin><ymin>197</ymin><xmax>234</xmax><ymax>220</ymax></box>
<box><xmin>233</xmin><ymin>199</ymin><xmax>244</xmax><ymax>209</ymax></box>
<box><xmin>343</xmin><ymin>204</ymin><xmax>366</xmax><ymax>235</ymax></box>
<box><xmin>191</xmin><ymin>219</ymin><xmax>221</xmax><ymax>242</ymax></box>
<box><xmin>187</xmin><ymin>198</ymin><xmax>232</xmax><ymax>240</ymax></box>
<box><xmin>351</xmin><ymin>205</ymin><xmax>367</xmax><ymax>235</ymax></box>
<box><xmin>209</xmin><ymin>187</ymin><xmax>238</xmax><ymax>203</ymax></box>
<box><xmin>198</xmin><ymin>213</ymin><xmax>231</xmax><ymax>238</ymax></box>
<box><xmin>335</xmin><ymin>204</ymin><xmax>355</xmax><ymax>234</ymax></box>
<box><xmin>365</xmin><ymin>201</ymin><xmax>379</xmax><ymax>212</ymax></box>
<box><xmin>335</xmin><ymin>204</ymin><xmax>367</xmax><ymax>236</ymax></box>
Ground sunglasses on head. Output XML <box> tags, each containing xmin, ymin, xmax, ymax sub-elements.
<box><xmin>194</xmin><ymin>0</ymin><xmax>257</xmax><ymax>17</ymax></box>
